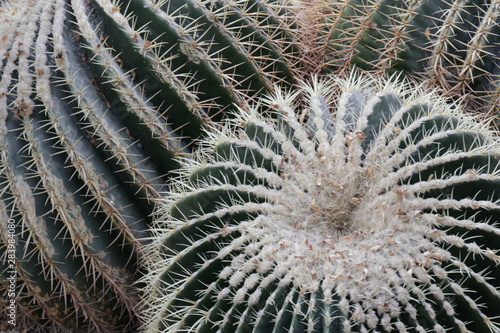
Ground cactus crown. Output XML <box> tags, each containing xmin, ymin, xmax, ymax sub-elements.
<box><xmin>1</xmin><ymin>0</ymin><xmax>499</xmax><ymax>332</ymax></box>
<box><xmin>142</xmin><ymin>73</ymin><xmax>500</xmax><ymax>333</ymax></box>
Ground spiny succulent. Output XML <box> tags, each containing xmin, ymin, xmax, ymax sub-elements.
<box><xmin>142</xmin><ymin>73</ymin><xmax>500</xmax><ymax>333</ymax></box>
<box><xmin>0</xmin><ymin>0</ymin><xmax>300</xmax><ymax>331</ymax></box>
<box><xmin>319</xmin><ymin>0</ymin><xmax>500</xmax><ymax>128</ymax></box>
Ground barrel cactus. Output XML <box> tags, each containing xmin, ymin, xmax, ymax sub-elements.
<box><xmin>142</xmin><ymin>73</ymin><xmax>500</xmax><ymax>332</ymax></box>
<box><xmin>0</xmin><ymin>0</ymin><xmax>299</xmax><ymax>331</ymax></box>
<box><xmin>321</xmin><ymin>0</ymin><xmax>500</xmax><ymax>128</ymax></box>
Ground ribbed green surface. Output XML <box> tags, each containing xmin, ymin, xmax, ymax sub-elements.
<box><xmin>1</xmin><ymin>0</ymin><xmax>499</xmax><ymax>332</ymax></box>
<box><xmin>323</xmin><ymin>0</ymin><xmax>500</xmax><ymax>128</ymax></box>
<box><xmin>0</xmin><ymin>0</ymin><xmax>298</xmax><ymax>331</ymax></box>
<box><xmin>143</xmin><ymin>73</ymin><xmax>500</xmax><ymax>332</ymax></box>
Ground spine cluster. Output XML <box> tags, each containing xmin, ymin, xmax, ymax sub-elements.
<box><xmin>143</xmin><ymin>73</ymin><xmax>500</xmax><ymax>333</ymax></box>
<box><xmin>0</xmin><ymin>0</ymin><xmax>299</xmax><ymax>331</ymax></box>
<box><xmin>0</xmin><ymin>0</ymin><xmax>499</xmax><ymax>332</ymax></box>
<box><xmin>322</xmin><ymin>0</ymin><xmax>500</xmax><ymax>128</ymax></box>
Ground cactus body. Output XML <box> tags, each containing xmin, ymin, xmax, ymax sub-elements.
<box><xmin>143</xmin><ymin>73</ymin><xmax>500</xmax><ymax>332</ymax></box>
<box><xmin>1</xmin><ymin>0</ymin><xmax>500</xmax><ymax>331</ymax></box>
<box><xmin>0</xmin><ymin>0</ymin><xmax>298</xmax><ymax>331</ymax></box>
<box><xmin>322</xmin><ymin>0</ymin><xmax>500</xmax><ymax>127</ymax></box>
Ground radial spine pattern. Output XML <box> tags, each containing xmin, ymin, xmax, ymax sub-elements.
<box><xmin>143</xmin><ymin>73</ymin><xmax>500</xmax><ymax>333</ymax></box>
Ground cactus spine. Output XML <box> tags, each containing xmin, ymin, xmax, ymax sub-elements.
<box><xmin>321</xmin><ymin>0</ymin><xmax>500</xmax><ymax>128</ymax></box>
<box><xmin>0</xmin><ymin>0</ymin><xmax>299</xmax><ymax>331</ymax></box>
<box><xmin>1</xmin><ymin>0</ymin><xmax>500</xmax><ymax>331</ymax></box>
<box><xmin>142</xmin><ymin>73</ymin><xmax>500</xmax><ymax>332</ymax></box>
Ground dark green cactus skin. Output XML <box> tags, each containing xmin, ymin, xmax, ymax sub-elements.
<box><xmin>0</xmin><ymin>0</ymin><xmax>298</xmax><ymax>331</ymax></box>
<box><xmin>322</xmin><ymin>0</ymin><xmax>500</xmax><ymax>128</ymax></box>
<box><xmin>1</xmin><ymin>0</ymin><xmax>499</xmax><ymax>332</ymax></box>
<box><xmin>142</xmin><ymin>75</ymin><xmax>500</xmax><ymax>332</ymax></box>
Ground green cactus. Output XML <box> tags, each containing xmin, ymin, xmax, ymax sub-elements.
<box><xmin>2</xmin><ymin>0</ymin><xmax>500</xmax><ymax>331</ymax></box>
<box><xmin>0</xmin><ymin>0</ymin><xmax>299</xmax><ymax>331</ymax></box>
<box><xmin>320</xmin><ymin>0</ymin><xmax>500</xmax><ymax>128</ymax></box>
<box><xmin>142</xmin><ymin>73</ymin><xmax>500</xmax><ymax>332</ymax></box>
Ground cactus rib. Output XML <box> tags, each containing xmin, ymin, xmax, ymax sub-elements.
<box><xmin>322</xmin><ymin>0</ymin><xmax>500</xmax><ymax>128</ymax></box>
<box><xmin>0</xmin><ymin>0</ymin><xmax>300</xmax><ymax>331</ymax></box>
<box><xmin>142</xmin><ymin>73</ymin><xmax>500</xmax><ymax>333</ymax></box>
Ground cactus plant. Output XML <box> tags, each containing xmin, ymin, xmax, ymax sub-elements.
<box><xmin>0</xmin><ymin>0</ymin><xmax>300</xmax><ymax>331</ymax></box>
<box><xmin>319</xmin><ymin>0</ymin><xmax>500</xmax><ymax>128</ymax></box>
<box><xmin>2</xmin><ymin>0</ymin><xmax>499</xmax><ymax>331</ymax></box>
<box><xmin>142</xmin><ymin>73</ymin><xmax>500</xmax><ymax>332</ymax></box>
